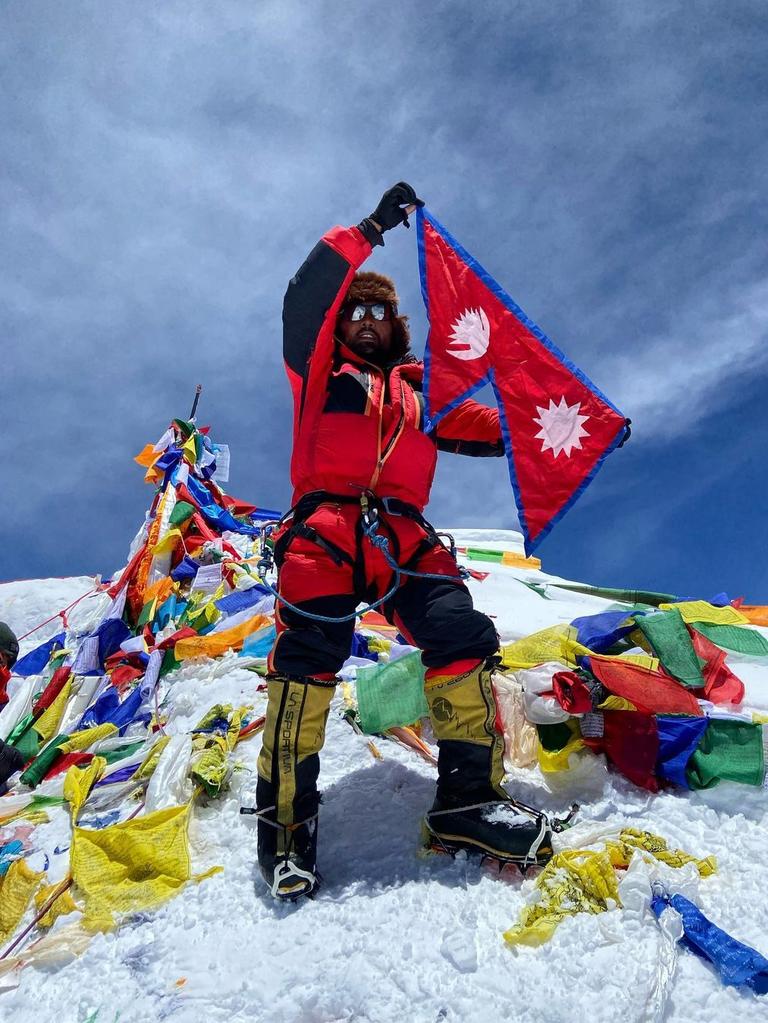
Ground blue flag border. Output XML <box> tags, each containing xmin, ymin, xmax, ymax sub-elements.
<box><xmin>416</xmin><ymin>206</ymin><xmax>626</xmax><ymax>554</ymax></box>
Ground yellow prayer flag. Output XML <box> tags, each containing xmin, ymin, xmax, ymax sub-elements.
<box><xmin>598</xmin><ymin>695</ymin><xmax>637</xmax><ymax>712</ymax></box>
<box><xmin>607</xmin><ymin>828</ymin><xmax>717</xmax><ymax>877</ymax></box>
<box><xmin>658</xmin><ymin>600</ymin><xmax>748</xmax><ymax>626</ymax></box>
<box><xmin>71</xmin><ymin>804</ymin><xmax>193</xmax><ymax>931</ymax></box>
<box><xmin>182</xmin><ymin>435</ymin><xmax>197</xmax><ymax>465</ymax></box>
<box><xmin>151</xmin><ymin>529</ymin><xmax>184</xmax><ymax>557</ymax></box>
<box><xmin>132</xmin><ymin>735</ymin><xmax>171</xmax><ymax>781</ymax></box>
<box><xmin>504</xmin><ymin>848</ymin><xmax>619</xmax><ymax>947</ymax></box>
<box><xmin>365</xmin><ymin>636</ymin><xmax>391</xmax><ymax>654</ymax></box>
<box><xmin>59</xmin><ymin>722</ymin><xmax>118</xmax><ymax>754</ymax></box>
<box><xmin>0</xmin><ymin>858</ymin><xmax>45</xmax><ymax>944</ymax></box>
<box><xmin>185</xmin><ymin>600</ymin><xmax>221</xmax><ymax>631</ymax></box>
<box><xmin>617</xmin><ymin>654</ymin><xmax>660</xmax><ymax>671</ymax></box>
<box><xmin>537</xmin><ymin>721</ymin><xmax>585</xmax><ymax>773</ymax></box>
<box><xmin>501</xmin><ymin>625</ymin><xmax>590</xmax><ymax>671</ymax></box>
<box><xmin>501</xmin><ymin>551</ymin><xmax>542</xmax><ymax>570</ymax></box>
<box><xmin>34</xmin><ymin>678</ymin><xmax>73</xmax><ymax>744</ymax></box>
<box><xmin>34</xmin><ymin>881</ymin><xmax>80</xmax><ymax>929</ymax></box>
<box><xmin>63</xmin><ymin>756</ymin><xmax>107</xmax><ymax>822</ymax></box>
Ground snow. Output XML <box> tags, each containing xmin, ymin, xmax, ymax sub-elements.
<box><xmin>1</xmin><ymin>538</ymin><xmax>767</xmax><ymax>1023</ymax></box>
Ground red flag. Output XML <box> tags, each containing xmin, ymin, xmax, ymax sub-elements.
<box><xmin>417</xmin><ymin>209</ymin><xmax>629</xmax><ymax>552</ymax></box>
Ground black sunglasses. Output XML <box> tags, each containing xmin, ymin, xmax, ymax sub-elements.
<box><xmin>340</xmin><ymin>302</ymin><xmax>392</xmax><ymax>322</ymax></box>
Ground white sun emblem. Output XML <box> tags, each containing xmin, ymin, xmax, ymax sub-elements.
<box><xmin>533</xmin><ymin>397</ymin><xmax>590</xmax><ymax>458</ymax></box>
<box><xmin>446</xmin><ymin>307</ymin><xmax>490</xmax><ymax>360</ymax></box>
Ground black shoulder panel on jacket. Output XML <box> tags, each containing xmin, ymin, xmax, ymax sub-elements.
<box><xmin>435</xmin><ymin>437</ymin><xmax>505</xmax><ymax>457</ymax></box>
<box><xmin>283</xmin><ymin>240</ymin><xmax>351</xmax><ymax>376</ymax></box>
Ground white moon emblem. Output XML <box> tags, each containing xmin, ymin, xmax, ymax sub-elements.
<box><xmin>446</xmin><ymin>307</ymin><xmax>491</xmax><ymax>361</ymax></box>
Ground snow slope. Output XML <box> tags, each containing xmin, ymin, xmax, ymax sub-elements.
<box><xmin>1</xmin><ymin>532</ymin><xmax>767</xmax><ymax>1023</ymax></box>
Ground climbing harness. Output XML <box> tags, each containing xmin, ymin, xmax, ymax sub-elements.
<box><xmin>255</xmin><ymin>490</ymin><xmax>470</xmax><ymax>625</ymax></box>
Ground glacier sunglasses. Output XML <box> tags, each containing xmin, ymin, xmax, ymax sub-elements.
<box><xmin>339</xmin><ymin>302</ymin><xmax>392</xmax><ymax>322</ymax></box>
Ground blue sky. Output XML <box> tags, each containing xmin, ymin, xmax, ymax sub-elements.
<box><xmin>2</xmin><ymin>1</ymin><xmax>766</xmax><ymax>600</ymax></box>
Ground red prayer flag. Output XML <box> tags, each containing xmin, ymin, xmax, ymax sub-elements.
<box><xmin>32</xmin><ymin>666</ymin><xmax>72</xmax><ymax>718</ymax></box>
<box><xmin>602</xmin><ymin>710</ymin><xmax>660</xmax><ymax>791</ymax></box>
<box><xmin>588</xmin><ymin>656</ymin><xmax>702</xmax><ymax>717</ymax></box>
<box><xmin>688</xmin><ymin>627</ymin><xmax>745</xmax><ymax>705</ymax></box>
<box><xmin>417</xmin><ymin>208</ymin><xmax>629</xmax><ymax>552</ymax></box>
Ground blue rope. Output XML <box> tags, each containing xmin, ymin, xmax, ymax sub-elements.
<box><xmin>257</xmin><ymin>517</ymin><xmax>468</xmax><ymax>624</ymax></box>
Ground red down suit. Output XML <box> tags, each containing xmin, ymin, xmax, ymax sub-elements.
<box><xmin>269</xmin><ymin>222</ymin><xmax>505</xmax><ymax>679</ymax></box>
<box><xmin>256</xmin><ymin>224</ymin><xmax>509</xmax><ymax>881</ymax></box>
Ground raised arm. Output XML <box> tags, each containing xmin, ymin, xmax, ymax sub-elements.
<box><xmin>282</xmin><ymin>225</ymin><xmax>374</xmax><ymax>380</ymax></box>
<box><xmin>282</xmin><ymin>184</ymin><xmax>424</xmax><ymax>430</ymax></box>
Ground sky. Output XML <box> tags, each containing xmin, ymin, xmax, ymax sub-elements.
<box><xmin>2</xmin><ymin>0</ymin><xmax>767</xmax><ymax>600</ymax></box>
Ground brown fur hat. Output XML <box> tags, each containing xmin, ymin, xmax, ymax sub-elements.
<box><xmin>342</xmin><ymin>271</ymin><xmax>411</xmax><ymax>361</ymax></box>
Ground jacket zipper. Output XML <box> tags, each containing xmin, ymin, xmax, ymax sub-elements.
<box><xmin>370</xmin><ymin>376</ymin><xmax>406</xmax><ymax>490</ymax></box>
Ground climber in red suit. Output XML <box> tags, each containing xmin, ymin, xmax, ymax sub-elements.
<box><xmin>257</xmin><ymin>183</ymin><xmax>552</xmax><ymax>900</ymax></box>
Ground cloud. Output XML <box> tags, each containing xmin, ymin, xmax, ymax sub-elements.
<box><xmin>1</xmin><ymin>0</ymin><xmax>766</xmax><ymax>597</ymax></box>
<box><xmin>606</xmin><ymin>278</ymin><xmax>768</xmax><ymax>439</ymax></box>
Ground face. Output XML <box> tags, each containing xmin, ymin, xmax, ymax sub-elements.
<box><xmin>337</xmin><ymin>302</ymin><xmax>394</xmax><ymax>365</ymax></box>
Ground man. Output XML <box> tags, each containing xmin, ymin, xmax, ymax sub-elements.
<box><xmin>257</xmin><ymin>183</ymin><xmax>552</xmax><ymax>900</ymax></box>
<box><xmin>0</xmin><ymin>622</ymin><xmax>25</xmax><ymax>789</ymax></box>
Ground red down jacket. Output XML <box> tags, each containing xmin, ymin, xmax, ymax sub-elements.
<box><xmin>284</xmin><ymin>224</ymin><xmax>503</xmax><ymax>512</ymax></box>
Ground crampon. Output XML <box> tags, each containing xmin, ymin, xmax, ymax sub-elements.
<box><xmin>423</xmin><ymin>797</ymin><xmax>578</xmax><ymax>875</ymax></box>
<box><xmin>241</xmin><ymin>804</ymin><xmax>320</xmax><ymax>902</ymax></box>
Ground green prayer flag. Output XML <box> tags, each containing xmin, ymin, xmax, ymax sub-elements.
<box><xmin>465</xmin><ymin>548</ymin><xmax>505</xmax><ymax>563</ymax></box>
<box><xmin>548</xmin><ymin>583</ymin><xmax>679</xmax><ymax>606</ymax></box>
<box><xmin>7</xmin><ymin>714</ymin><xmax>41</xmax><ymax>762</ymax></box>
<box><xmin>100</xmin><ymin>741</ymin><xmax>145</xmax><ymax>766</ymax></box>
<box><xmin>519</xmin><ymin>581</ymin><xmax>553</xmax><ymax>600</ymax></box>
<box><xmin>637</xmin><ymin>609</ymin><xmax>705</xmax><ymax>688</ymax></box>
<box><xmin>692</xmin><ymin>623</ymin><xmax>768</xmax><ymax>658</ymax></box>
<box><xmin>136</xmin><ymin>598</ymin><xmax>157</xmax><ymax>629</ymax></box>
<box><xmin>160</xmin><ymin>647</ymin><xmax>180</xmax><ymax>678</ymax></box>
<box><xmin>537</xmin><ymin>722</ymin><xmax>574</xmax><ymax>752</ymax></box>
<box><xmin>6</xmin><ymin>713</ymin><xmax>36</xmax><ymax>747</ymax></box>
<box><xmin>687</xmin><ymin>720</ymin><xmax>765</xmax><ymax>789</ymax></box>
<box><xmin>168</xmin><ymin>501</ymin><xmax>196</xmax><ymax>527</ymax></box>
<box><xmin>19</xmin><ymin>733</ymin><xmax>70</xmax><ymax>788</ymax></box>
<box><xmin>172</xmin><ymin>418</ymin><xmax>195</xmax><ymax>440</ymax></box>
<box><xmin>356</xmin><ymin>652</ymin><xmax>428</xmax><ymax>734</ymax></box>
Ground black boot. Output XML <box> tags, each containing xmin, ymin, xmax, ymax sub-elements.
<box><xmin>256</xmin><ymin>776</ymin><xmax>320</xmax><ymax>900</ymax></box>
<box><xmin>424</xmin><ymin>658</ymin><xmax>554</xmax><ymax>867</ymax></box>
<box><xmin>255</xmin><ymin>677</ymin><xmax>334</xmax><ymax>901</ymax></box>
<box><xmin>425</xmin><ymin>789</ymin><xmax>553</xmax><ymax>866</ymax></box>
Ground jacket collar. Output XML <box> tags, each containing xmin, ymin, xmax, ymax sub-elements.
<box><xmin>334</xmin><ymin>338</ymin><xmax>422</xmax><ymax>376</ymax></box>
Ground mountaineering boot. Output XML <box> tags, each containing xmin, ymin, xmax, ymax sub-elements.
<box><xmin>424</xmin><ymin>792</ymin><xmax>553</xmax><ymax>866</ymax></box>
<box><xmin>256</xmin><ymin>787</ymin><xmax>320</xmax><ymax>900</ymax></box>
<box><xmin>423</xmin><ymin>656</ymin><xmax>554</xmax><ymax>867</ymax></box>
<box><xmin>256</xmin><ymin>675</ymin><xmax>335</xmax><ymax>900</ymax></box>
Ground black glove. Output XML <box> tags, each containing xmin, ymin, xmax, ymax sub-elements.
<box><xmin>358</xmin><ymin>182</ymin><xmax>425</xmax><ymax>246</ymax></box>
<box><xmin>617</xmin><ymin>418</ymin><xmax>632</xmax><ymax>448</ymax></box>
<box><xmin>0</xmin><ymin>739</ymin><xmax>25</xmax><ymax>785</ymax></box>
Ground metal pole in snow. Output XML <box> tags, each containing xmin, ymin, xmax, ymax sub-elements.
<box><xmin>189</xmin><ymin>384</ymin><xmax>202</xmax><ymax>421</ymax></box>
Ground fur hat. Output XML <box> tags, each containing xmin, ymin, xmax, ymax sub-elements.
<box><xmin>345</xmin><ymin>272</ymin><xmax>400</xmax><ymax>311</ymax></box>
<box><xmin>342</xmin><ymin>272</ymin><xmax>411</xmax><ymax>361</ymax></box>
<box><xmin>0</xmin><ymin>622</ymin><xmax>19</xmax><ymax>668</ymax></box>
